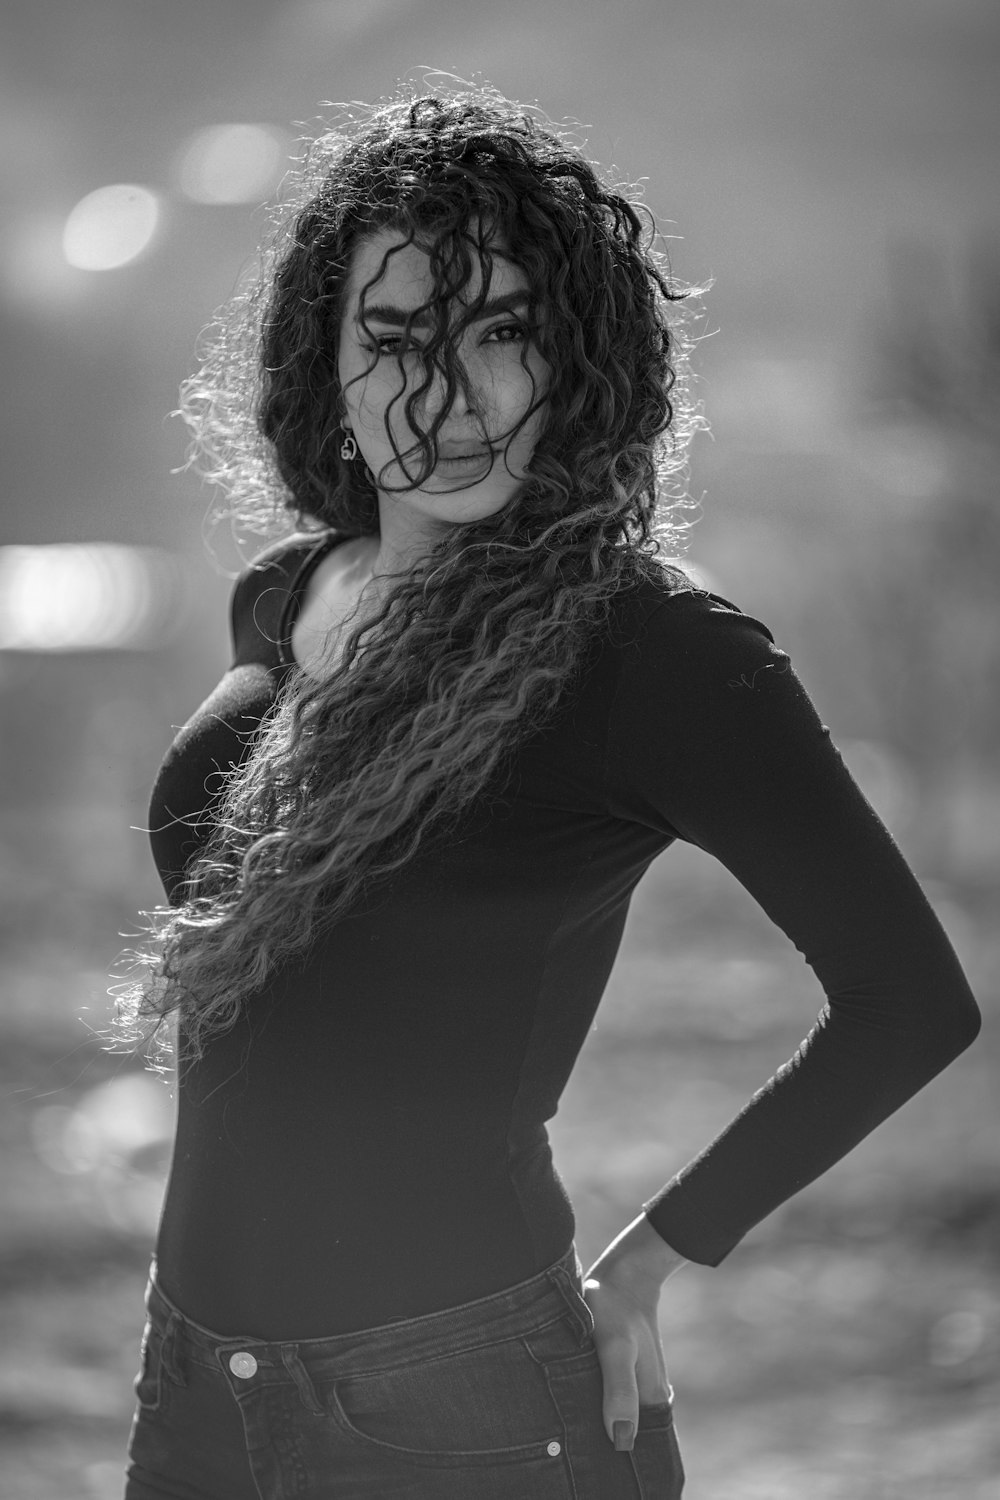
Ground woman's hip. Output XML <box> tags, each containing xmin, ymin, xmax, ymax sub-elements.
<box><xmin>125</xmin><ymin>1245</ymin><xmax>683</xmax><ymax>1498</ymax></box>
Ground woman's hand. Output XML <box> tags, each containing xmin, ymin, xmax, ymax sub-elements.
<box><xmin>583</xmin><ymin>1213</ymin><xmax>687</xmax><ymax>1451</ymax></box>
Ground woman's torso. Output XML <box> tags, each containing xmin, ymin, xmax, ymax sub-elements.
<box><xmin>149</xmin><ymin>532</ymin><xmax>684</xmax><ymax>1339</ymax></box>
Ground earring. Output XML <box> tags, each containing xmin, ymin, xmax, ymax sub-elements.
<box><xmin>339</xmin><ymin>428</ymin><xmax>358</xmax><ymax>462</ymax></box>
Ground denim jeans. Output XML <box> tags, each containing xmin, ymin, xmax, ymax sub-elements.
<box><xmin>124</xmin><ymin>1244</ymin><xmax>684</xmax><ymax>1499</ymax></box>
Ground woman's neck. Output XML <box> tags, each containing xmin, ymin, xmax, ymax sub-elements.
<box><xmin>373</xmin><ymin>494</ymin><xmax>451</xmax><ymax>580</ymax></box>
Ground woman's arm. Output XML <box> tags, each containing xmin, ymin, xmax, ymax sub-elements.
<box><xmin>610</xmin><ymin>591</ymin><xmax>980</xmax><ymax>1263</ymax></box>
<box><xmin>586</xmin><ymin>589</ymin><xmax>981</xmax><ymax>1445</ymax></box>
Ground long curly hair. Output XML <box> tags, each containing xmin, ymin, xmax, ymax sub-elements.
<box><xmin>115</xmin><ymin>84</ymin><xmax>709</xmax><ymax>1061</ymax></box>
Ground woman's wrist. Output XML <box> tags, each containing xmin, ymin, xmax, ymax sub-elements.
<box><xmin>585</xmin><ymin>1211</ymin><xmax>689</xmax><ymax>1296</ymax></box>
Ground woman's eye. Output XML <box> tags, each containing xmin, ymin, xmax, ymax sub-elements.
<box><xmin>363</xmin><ymin>323</ymin><xmax>527</xmax><ymax>358</ymax></box>
<box><xmin>370</xmin><ymin>335</ymin><xmax>422</xmax><ymax>357</ymax></box>
<box><xmin>485</xmin><ymin>322</ymin><xmax>527</xmax><ymax>345</ymax></box>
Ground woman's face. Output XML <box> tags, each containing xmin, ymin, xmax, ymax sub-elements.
<box><xmin>336</xmin><ymin>226</ymin><xmax>549</xmax><ymax>529</ymax></box>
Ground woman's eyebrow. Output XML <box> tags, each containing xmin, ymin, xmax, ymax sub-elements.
<box><xmin>358</xmin><ymin>291</ymin><xmax>530</xmax><ymax>326</ymax></box>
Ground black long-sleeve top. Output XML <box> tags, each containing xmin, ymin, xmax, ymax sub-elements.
<box><xmin>147</xmin><ymin>532</ymin><xmax>980</xmax><ymax>1338</ymax></box>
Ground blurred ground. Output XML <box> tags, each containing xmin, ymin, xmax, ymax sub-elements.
<box><xmin>1</xmin><ymin>840</ymin><xmax>996</xmax><ymax>1498</ymax></box>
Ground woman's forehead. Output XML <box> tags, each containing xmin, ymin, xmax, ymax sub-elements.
<box><xmin>343</xmin><ymin>226</ymin><xmax>528</xmax><ymax>317</ymax></box>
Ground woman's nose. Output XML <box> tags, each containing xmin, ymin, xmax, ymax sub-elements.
<box><xmin>419</xmin><ymin>358</ymin><xmax>474</xmax><ymax>421</ymax></box>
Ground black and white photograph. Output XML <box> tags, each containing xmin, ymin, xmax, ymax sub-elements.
<box><xmin>1</xmin><ymin>3</ymin><xmax>997</xmax><ymax>1495</ymax></box>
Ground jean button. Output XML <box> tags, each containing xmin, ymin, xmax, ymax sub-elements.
<box><xmin>546</xmin><ymin>1440</ymin><xmax>561</xmax><ymax>1456</ymax></box>
<box><xmin>229</xmin><ymin>1351</ymin><xmax>258</xmax><ymax>1379</ymax></box>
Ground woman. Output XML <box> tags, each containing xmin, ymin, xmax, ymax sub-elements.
<box><xmin>118</xmin><ymin>86</ymin><xmax>980</xmax><ymax>1498</ymax></box>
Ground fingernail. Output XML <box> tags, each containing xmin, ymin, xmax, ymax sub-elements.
<box><xmin>613</xmin><ymin>1419</ymin><xmax>635</xmax><ymax>1451</ymax></box>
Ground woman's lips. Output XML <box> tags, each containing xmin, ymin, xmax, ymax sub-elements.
<box><xmin>392</xmin><ymin>446</ymin><xmax>495</xmax><ymax>485</ymax></box>
<box><xmin>433</xmin><ymin>449</ymin><xmax>492</xmax><ymax>468</ymax></box>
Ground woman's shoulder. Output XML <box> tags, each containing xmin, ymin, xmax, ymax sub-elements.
<box><xmin>233</xmin><ymin>528</ymin><xmax>340</xmax><ymax>590</ymax></box>
<box><xmin>605</xmin><ymin>571</ymin><xmax>817</xmax><ymax>810</ymax></box>
<box><xmin>229</xmin><ymin>528</ymin><xmax>340</xmax><ymax>661</ymax></box>
<box><xmin>615</xmin><ymin>567</ymin><xmax>781</xmax><ymax>681</ymax></box>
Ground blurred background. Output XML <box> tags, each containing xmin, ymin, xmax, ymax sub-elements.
<box><xmin>1</xmin><ymin>1</ymin><xmax>998</xmax><ymax>1495</ymax></box>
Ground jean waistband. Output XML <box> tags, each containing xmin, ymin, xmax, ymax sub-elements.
<box><xmin>145</xmin><ymin>1243</ymin><xmax>590</xmax><ymax>1378</ymax></box>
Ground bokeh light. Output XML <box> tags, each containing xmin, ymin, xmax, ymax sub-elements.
<box><xmin>176</xmin><ymin>123</ymin><xmax>287</xmax><ymax>204</ymax></box>
<box><xmin>32</xmin><ymin>1075</ymin><xmax>174</xmax><ymax>1236</ymax></box>
<box><xmin>61</xmin><ymin>184</ymin><xmax>160</xmax><ymax>271</ymax></box>
<box><xmin>0</xmin><ymin>544</ymin><xmax>184</xmax><ymax>651</ymax></box>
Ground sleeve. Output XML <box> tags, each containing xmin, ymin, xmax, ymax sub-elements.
<box><xmin>146</xmin><ymin>543</ymin><xmax>303</xmax><ymax>903</ymax></box>
<box><xmin>608</xmin><ymin>592</ymin><xmax>982</xmax><ymax>1266</ymax></box>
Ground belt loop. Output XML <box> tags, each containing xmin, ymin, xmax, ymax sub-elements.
<box><xmin>280</xmin><ymin>1346</ymin><xmax>325</xmax><ymax>1415</ymax></box>
<box><xmin>547</xmin><ymin>1258</ymin><xmax>595</xmax><ymax>1347</ymax></box>
<box><xmin>160</xmin><ymin>1310</ymin><xmax>189</xmax><ymax>1388</ymax></box>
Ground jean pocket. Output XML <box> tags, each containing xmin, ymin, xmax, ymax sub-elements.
<box><xmin>324</xmin><ymin>1329</ymin><xmax>573</xmax><ymax>1476</ymax></box>
<box><xmin>133</xmin><ymin>1319</ymin><xmax>164</xmax><ymax>1413</ymax></box>
<box><xmin>631</xmin><ymin>1401</ymin><xmax>685</xmax><ymax>1499</ymax></box>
